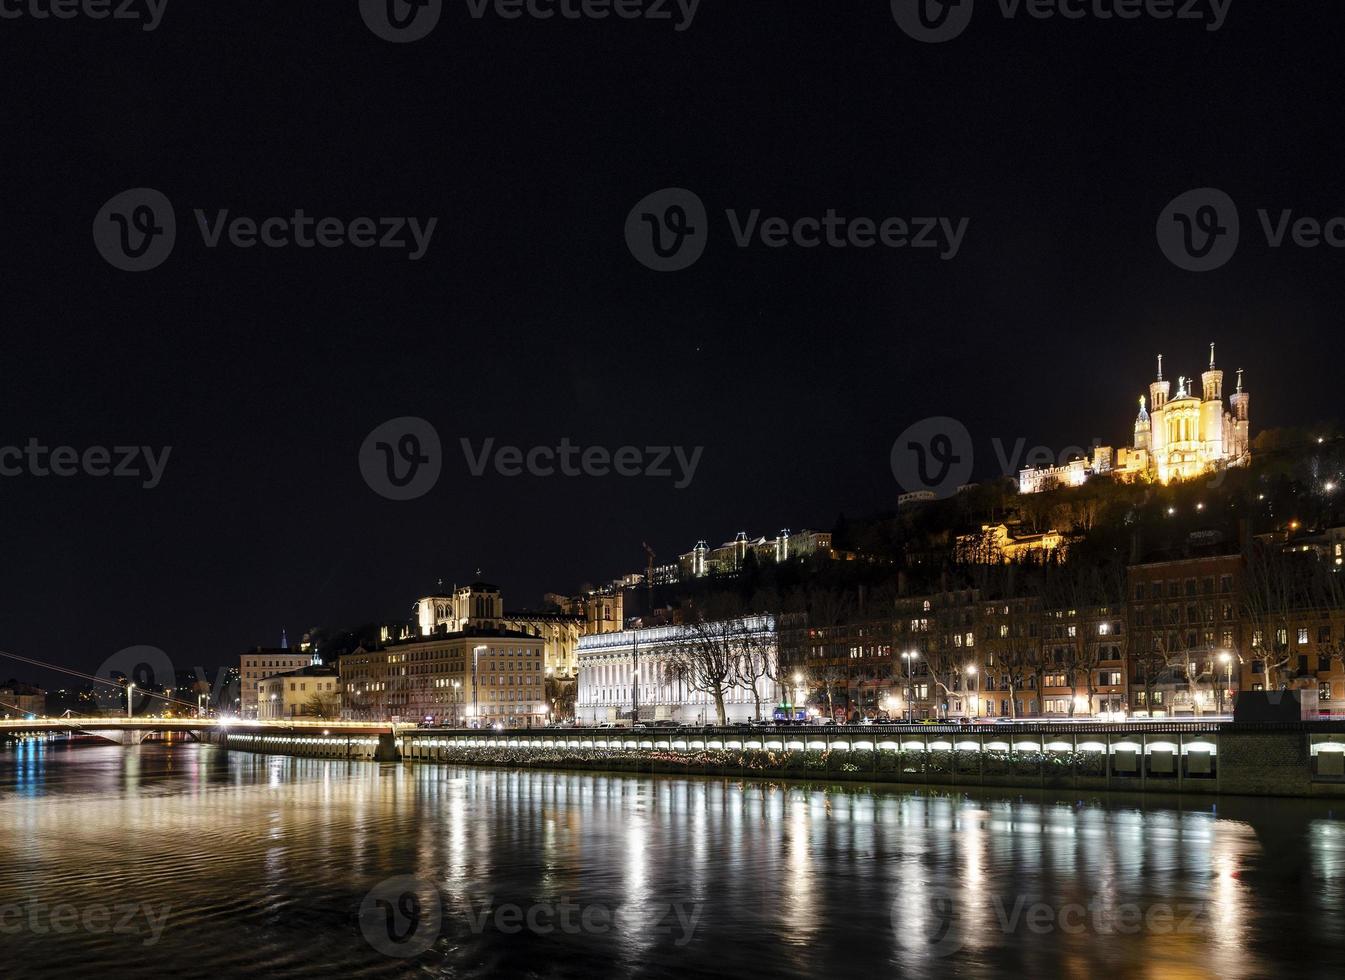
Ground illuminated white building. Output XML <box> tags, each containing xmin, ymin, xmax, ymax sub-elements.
<box><xmin>576</xmin><ymin>616</ymin><xmax>778</xmax><ymax>725</ymax></box>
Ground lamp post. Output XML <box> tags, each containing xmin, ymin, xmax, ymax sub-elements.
<box><xmin>126</xmin><ymin>682</ymin><xmax>136</xmax><ymax>720</ymax></box>
<box><xmin>631</xmin><ymin>631</ymin><xmax>639</xmax><ymax>727</ymax></box>
<box><xmin>451</xmin><ymin>679</ymin><xmax>461</xmax><ymax>728</ymax></box>
<box><xmin>270</xmin><ymin>693</ymin><xmax>278</xmax><ymax>721</ymax></box>
<box><xmin>473</xmin><ymin>645</ymin><xmax>486</xmax><ymax>728</ymax></box>
<box><xmin>1218</xmin><ymin>651</ymin><xmax>1234</xmax><ymax>715</ymax></box>
<box><xmin>966</xmin><ymin>665</ymin><xmax>978</xmax><ymax>721</ymax></box>
<box><xmin>792</xmin><ymin>672</ymin><xmax>804</xmax><ymax>722</ymax></box>
<box><xmin>901</xmin><ymin>651</ymin><xmax>918</xmax><ymax>723</ymax></box>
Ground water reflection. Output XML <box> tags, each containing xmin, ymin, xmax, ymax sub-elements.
<box><xmin>0</xmin><ymin>743</ymin><xmax>1341</xmax><ymax>979</ymax></box>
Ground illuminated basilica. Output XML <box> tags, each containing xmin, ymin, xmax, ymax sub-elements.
<box><xmin>1020</xmin><ymin>344</ymin><xmax>1251</xmax><ymax>493</ymax></box>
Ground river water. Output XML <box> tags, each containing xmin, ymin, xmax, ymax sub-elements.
<box><xmin>1</xmin><ymin>741</ymin><xmax>1342</xmax><ymax>978</ymax></box>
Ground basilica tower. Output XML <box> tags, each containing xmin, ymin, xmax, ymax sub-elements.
<box><xmin>1148</xmin><ymin>355</ymin><xmax>1170</xmax><ymax>458</ymax></box>
<box><xmin>1200</xmin><ymin>342</ymin><xmax>1225</xmax><ymax>458</ymax></box>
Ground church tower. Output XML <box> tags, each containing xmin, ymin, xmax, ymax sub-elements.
<box><xmin>1133</xmin><ymin>395</ymin><xmax>1150</xmax><ymax>451</ymax></box>
<box><xmin>1148</xmin><ymin>355</ymin><xmax>1170</xmax><ymax>458</ymax></box>
<box><xmin>1200</xmin><ymin>342</ymin><xmax>1225</xmax><ymax>457</ymax></box>
<box><xmin>1229</xmin><ymin>368</ymin><xmax>1251</xmax><ymax>459</ymax></box>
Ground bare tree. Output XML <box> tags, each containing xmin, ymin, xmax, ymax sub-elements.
<box><xmin>303</xmin><ymin>691</ymin><xmax>341</xmax><ymax>720</ymax></box>
<box><xmin>733</xmin><ymin>630</ymin><xmax>778</xmax><ymax>721</ymax></box>
<box><xmin>988</xmin><ymin>600</ymin><xmax>1040</xmax><ymax>718</ymax></box>
<box><xmin>1043</xmin><ymin>560</ymin><xmax>1126</xmax><ymax>716</ymax></box>
<box><xmin>1241</xmin><ymin>543</ymin><xmax>1305</xmax><ymax>690</ymax></box>
<box><xmin>663</xmin><ymin>594</ymin><xmax>758</xmax><ymax>726</ymax></box>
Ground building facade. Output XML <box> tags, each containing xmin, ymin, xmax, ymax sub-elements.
<box><xmin>0</xmin><ymin>682</ymin><xmax>46</xmax><ymax>718</ymax></box>
<box><xmin>257</xmin><ymin>664</ymin><xmax>341</xmax><ymax>720</ymax></box>
<box><xmin>677</xmin><ymin>530</ymin><xmax>842</xmax><ymax>580</ymax></box>
<box><xmin>341</xmin><ymin>625</ymin><xmax>547</xmax><ymax>727</ymax></box>
<box><xmin>415</xmin><ymin>581</ymin><xmax>622</xmax><ymax>679</ymax></box>
<box><xmin>239</xmin><ymin>648</ymin><xmax>317</xmax><ymax>718</ymax></box>
<box><xmin>576</xmin><ymin>616</ymin><xmax>778</xmax><ymax>725</ymax></box>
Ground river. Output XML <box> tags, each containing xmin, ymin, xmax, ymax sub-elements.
<box><xmin>1</xmin><ymin>742</ymin><xmax>1342</xmax><ymax>978</ymax></box>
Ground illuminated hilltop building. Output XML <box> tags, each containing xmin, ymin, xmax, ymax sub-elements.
<box><xmin>1019</xmin><ymin>345</ymin><xmax>1250</xmax><ymax>494</ymax></box>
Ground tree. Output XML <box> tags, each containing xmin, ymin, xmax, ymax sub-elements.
<box><xmin>545</xmin><ymin>675</ymin><xmax>575</xmax><ymax>721</ymax></box>
<box><xmin>303</xmin><ymin>691</ymin><xmax>341</xmax><ymax>720</ymax></box>
<box><xmin>988</xmin><ymin>599</ymin><xmax>1040</xmax><ymax>718</ymax></box>
<box><xmin>1241</xmin><ymin>543</ymin><xmax>1307</xmax><ymax>690</ymax></box>
<box><xmin>1042</xmin><ymin>559</ymin><xmax>1127</xmax><ymax>716</ymax></box>
<box><xmin>663</xmin><ymin>594</ymin><xmax>762</xmax><ymax>725</ymax></box>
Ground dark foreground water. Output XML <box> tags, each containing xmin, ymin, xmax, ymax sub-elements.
<box><xmin>1</xmin><ymin>743</ymin><xmax>1343</xmax><ymax>979</ymax></box>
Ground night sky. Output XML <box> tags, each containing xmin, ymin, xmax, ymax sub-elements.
<box><xmin>2</xmin><ymin>1</ymin><xmax>1343</xmax><ymax>678</ymax></box>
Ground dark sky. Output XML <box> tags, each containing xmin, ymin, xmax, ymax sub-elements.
<box><xmin>2</xmin><ymin>1</ymin><xmax>1343</xmax><ymax>679</ymax></box>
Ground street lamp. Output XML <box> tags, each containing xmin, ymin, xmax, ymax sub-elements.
<box><xmin>126</xmin><ymin>683</ymin><xmax>136</xmax><ymax>720</ymax></box>
<box><xmin>966</xmin><ymin>665</ymin><xmax>979</xmax><ymax>720</ymax></box>
<box><xmin>901</xmin><ymin>651</ymin><xmax>919</xmax><ymax>723</ymax></box>
<box><xmin>1218</xmin><ymin>651</ymin><xmax>1234</xmax><ymax>715</ymax></box>
<box><xmin>473</xmin><ymin>645</ymin><xmax>486</xmax><ymax>728</ymax></box>
<box><xmin>270</xmin><ymin>693</ymin><xmax>278</xmax><ymax>721</ymax></box>
<box><xmin>451</xmin><ymin>679</ymin><xmax>462</xmax><ymax>728</ymax></box>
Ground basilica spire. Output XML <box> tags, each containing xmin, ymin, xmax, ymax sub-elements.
<box><xmin>1209</xmin><ymin>342</ymin><xmax>1216</xmax><ymax>369</ymax></box>
<box><xmin>1157</xmin><ymin>353</ymin><xmax>1163</xmax><ymax>381</ymax></box>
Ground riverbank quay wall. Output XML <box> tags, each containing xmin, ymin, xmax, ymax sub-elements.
<box><xmin>201</xmin><ymin>722</ymin><xmax>1345</xmax><ymax>798</ymax></box>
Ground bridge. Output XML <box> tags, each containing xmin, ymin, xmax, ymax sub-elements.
<box><xmin>0</xmin><ymin>717</ymin><xmax>396</xmax><ymax>748</ymax></box>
